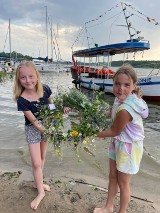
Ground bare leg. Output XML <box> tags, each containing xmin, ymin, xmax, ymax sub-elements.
<box><xmin>29</xmin><ymin>143</ymin><xmax>45</xmax><ymax>210</ymax></box>
<box><xmin>33</xmin><ymin>141</ymin><xmax>51</xmax><ymax>192</ymax></box>
<box><xmin>40</xmin><ymin>141</ymin><xmax>48</xmax><ymax>171</ymax></box>
<box><xmin>94</xmin><ymin>160</ymin><xmax>118</xmax><ymax>213</ymax></box>
<box><xmin>118</xmin><ymin>172</ymin><xmax>132</xmax><ymax>213</ymax></box>
<box><xmin>40</xmin><ymin>141</ymin><xmax>51</xmax><ymax>191</ymax></box>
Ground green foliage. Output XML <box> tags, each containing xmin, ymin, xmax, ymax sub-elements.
<box><xmin>36</xmin><ymin>104</ymin><xmax>64</xmax><ymax>157</ymax></box>
<box><xmin>0</xmin><ymin>72</ymin><xmax>14</xmax><ymax>83</ymax></box>
<box><xmin>37</xmin><ymin>89</ymin><xmax>111</xmax><ymax>159</ymax></box>
<box><xmin>62</xmin><ymin>89</ymin><xmax>110</xmax><ymax>137</ymax></box>
<box><xmin>0</xmin><ymin>51</ymin><xmax>32</xmax><ymax>61</ymax></box>
<box><xmin>111</xmin><ymin>60</ymin><xmax>160</xmax><ymax>69</ymax></box>
<box><xmin>76</xmin><ymin>60</ymin><xmax>160</xmax><ymax>69</ymax></box>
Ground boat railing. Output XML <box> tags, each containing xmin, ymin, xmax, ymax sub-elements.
<box><xmin>71</xmin><ymin>65</ymin><xmax>116</xmax><ymax>79</ymax></box>
<box><xmin>148</xmin><ymin>69</ymin><xmax>160</xmax><ymax>77</ymax></box>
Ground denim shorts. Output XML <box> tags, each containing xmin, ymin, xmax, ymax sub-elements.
<box><xmin>25</xmin><ymin>125</ymin><xmax>43</xmax><ymax>144</ymax></box>
<box><xmin>109</xmin><ymin>138</ymin><xmax>143</xmax><ymax>174</ymax></box>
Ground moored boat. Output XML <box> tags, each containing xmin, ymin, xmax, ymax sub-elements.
<box><xmin>77</xmin><ymin>73</ymin><xmax>160</xmax><ymax>101</ymax></box>
<box><xmin>71</xmin><ymin>40</ymin><xmax>160</xmax><ymax>101</ymax></box>
<box><xmin>70</xmin><ymin>3</ymin><xmax>160</xmax><ymax>101</ymax></box>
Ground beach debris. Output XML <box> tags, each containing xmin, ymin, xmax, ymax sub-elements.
<box><xmin>70</xmin><ymin>192</ymin><xmax>82</xmax><ymax>203</ymax></box>
<box><xmin>54</xmin><ymin>180</ymin><xmax>82</xmax><ymax>203</ymax></box>
<box><xmin>54</xmin><ymin>179</ymin><xmax>62</xmax><ymax>184</ymax></box>
<box><xmin>74</xmin><ymin>179</ymin><xmax>108</xmax><ymax>193</ymax></box>
<box><xmin>0</xmin><ymin>171</ymin><xmax>22</xmax><ymax>180</ymax></box>
<box><xmin>67</xmin><ymin>178</ymin><xmax>154</xmax><ymax>204</ymax></box>
<box><xmin>151</xmin><ymin>204</ymin><xmax>156</xmax><ymax>210</ymax></box>
<box><xmin>130</xmin><ymin>195</ymin><xmax>154</xmax><ymax>203</ymax></box>
<box><xmin>83</xmin><ymin>147</ymin><xmax>95</xmax><ymax>157</ymax></box>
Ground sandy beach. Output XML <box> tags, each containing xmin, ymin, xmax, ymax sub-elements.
<box><xmin>0</xmin><ymin>173</ymin><xmax>157</xmax><ymax>213</ymax></box>
<box><xmin>0</xmin><ymin>137</ymin><xmax>159</xmax><ymax>213</ymax></box>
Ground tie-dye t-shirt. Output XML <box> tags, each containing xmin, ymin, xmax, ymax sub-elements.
<box><xmin>111</xmin><ymin>93</ymin><xmax>149</xmax><ymax>143</ymax></box>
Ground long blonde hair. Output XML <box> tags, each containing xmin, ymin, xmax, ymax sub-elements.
<box><xmin>13</xmin><ymin>61</ymin><xmax>43</xmax><ymax>101</ymax></box>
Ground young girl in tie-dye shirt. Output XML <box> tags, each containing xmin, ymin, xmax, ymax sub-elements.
<box><xmin>94</xmin><ymin>64</ymin><xmax>149</xmax><ymax>213</ymax></box>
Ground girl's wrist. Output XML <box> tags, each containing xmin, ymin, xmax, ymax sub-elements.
<box><xmin>37</xmin><ymin>120</ymin><xmax>42</xmax><ymax>128</ymax></box>
<box><xmin>32</xmin><ymin>118</ymin><xmax>37</xmax><ymax>124</ymax></box>
<box><xmin>32</xmin><ymin>119</ymin><xmax>44</xmax><ymax>132</ymax></box>
<box><xmin>37</xmin><ymin>121</ymin><xmax>45</xmax><ymax>132</ymax></box>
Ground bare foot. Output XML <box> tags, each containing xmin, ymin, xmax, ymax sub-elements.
<box><xmin>30</xmin><ymin>192</ymin><xmax>45</xmax><ymax>210</ymax></box>
<box><xmin>33</xmin><ymin>183</ymin><xmax>51</xmax><ymax>192</ymax></box>
<box><xmin>93</xmin><ymin>207</ymin><xmax>113</xmax><ymax>213</ymax></box>
<box><xmin>43</xmin><ymin>183</ymin><xmax>51</xmax><ymax>192</ymax></box>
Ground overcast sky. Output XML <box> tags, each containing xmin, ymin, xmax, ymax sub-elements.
<box><xmin>0</xmin><ymin>0</ymin><xmax>160</xmax><ymax>61</ymax></box>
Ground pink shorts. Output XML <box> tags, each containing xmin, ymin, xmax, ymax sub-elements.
<box><xmin>109</xmin><ymin>139</ymin><xmax>143</xmax><ymax>174</ymax></box>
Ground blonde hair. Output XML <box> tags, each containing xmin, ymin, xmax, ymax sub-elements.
<box><xmin>13</xmin><ymin>61</ymin><xmax>43</xmax><ymax>101</ymax></box>
<box><xmin>113</xmin><ymin>63</ymin><xmax>141</xmax><ymax>95</ymax></box>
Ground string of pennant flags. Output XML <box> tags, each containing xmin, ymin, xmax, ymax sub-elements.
<box><xmin>71</xmin><ymin>2</ymin><xmax>160</xmax><ymax>50</ymax></box>
<box><xmin>124</xmin><ymin>3</ymin><xmax>159</xmax><ymax>26</ymax></box>
<box><xmin>71</xmin><ymin>4</ymin><xmax>120</xmax><ymax>50</ymax></box>
<box><xmin>85</xmin><ymin>3</ymin><xmax>119</xmax><ymax>24</ymax></box>
<box><xmin>84</xmin><ymin>2</ymin><xmax>160</xmax><ymax>26</ymax></box>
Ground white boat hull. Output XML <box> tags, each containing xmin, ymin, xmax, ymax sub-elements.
<box><xmin>35</xmin><ymin>64</ymin><xmax>66</xmax><ymax>72</ymax></box>
<box><xmin>80</xmin><ymin>75</ymin><xmax>160</xmax><ymax>101</ymax></box>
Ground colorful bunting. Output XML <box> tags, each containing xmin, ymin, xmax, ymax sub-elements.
<box><xmin>124</xmin><ymin>3</ymin><xmax>160</xmax><ymax>26</ymax></box>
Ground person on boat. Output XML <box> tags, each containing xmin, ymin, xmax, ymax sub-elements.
<box><xmin>13</xmin><ymin>61</ymin><xmax>70</xmax><ymax>210</ymax></box>
<box><xmin>71</xmin><ymin>68</ymin><xmax>80</xmax><ymax>89</ymax></box>
<box><xmin>72</xmin><ymin>77</ymin><xmax>80</xmax><ymax>90</ymax></box>
<box><xmin>94</xmin><ymin>64</ymin><xmax>149</xmax><ymax>213</ymax></box>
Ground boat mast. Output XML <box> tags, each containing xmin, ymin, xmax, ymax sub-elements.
<box><xmin>45</xmin><ymin>6</ymin><xmax>49</xmax><ymax>62</ymax></box>
<box><xmin>121</xmin><ymin>2</ymin><xmax>132</xmax><ymax>40</ymax></box>
<box><xmin>50</xmin><ymin>17</ymin><xmax>53</xmax><ymax>62</ymax></box>
<box><xmin>9</xmin><ymin>19</ymin><xmax>12</xmax><ymax>64</ymax></box>
<box><xmin>53</xmin><ymin>25</ymin><xmax>62</xmax><ymax>62</ymax></box>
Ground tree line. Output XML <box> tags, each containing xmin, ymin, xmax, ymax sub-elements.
<box><xmin>76</xmin><ymin>60</ymin><xmax>160</xmax><ymax>69</ymax></box>
<box><xmin>111</xmin><ymin>60</ymin><xmax>160</xmax><ymax>69</ymax></box>
<box><xmin>0</xmin><ymin>51</ymin><xmax>32</xmax><ymax>61</ymax></box>
<box><xmin>1</xmin><ymin>51</ymin><xmax>160</xmax><ymax>69</ymax></box>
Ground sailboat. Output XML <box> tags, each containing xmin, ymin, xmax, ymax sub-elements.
<box><xmin>0</xmin><ymin>19</ymin><xmax>15</xmax><ymax>72</ymax></box>
<box><xmin>71</xmin><ymin>2</ymin><xmax>160</xmax><ymax>101</ymax></box>
<box><xmin>33</xmin><ymin>6</ymin><xmax>65</xmax><ymax>73</ymax></box>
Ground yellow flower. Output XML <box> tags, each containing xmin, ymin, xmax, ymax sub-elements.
<box><xmin>55</xmin><ymin>114</ymin><xmax>60</xmax><ymax>119</ymax></box>
<box><xmin>70</xmin><ymin>130</ymin><xmax>79</xmax><ymax>136</ymax></box>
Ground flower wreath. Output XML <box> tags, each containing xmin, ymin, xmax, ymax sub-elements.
<box><xmin>36</xmin><ymin>88</ymin><xmax>111</xmax><ymax>159</ymax></box>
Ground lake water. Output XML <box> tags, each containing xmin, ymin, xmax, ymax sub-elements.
<box><xmin>0</xmin><ymin>71</ymin><xmax>160</xmax><ymax>179</ymax></box>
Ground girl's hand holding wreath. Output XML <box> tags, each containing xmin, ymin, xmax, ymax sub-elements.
<box><xmin>64</xmin><ymin>107</ymin><xmax>71</xmax><ymax>114</ymax></box>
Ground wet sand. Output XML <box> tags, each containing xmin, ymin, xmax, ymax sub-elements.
<box><xmin>0</xmin><ymin>137</ymin><xmax>160</xmax><ymax>213</ymax></box>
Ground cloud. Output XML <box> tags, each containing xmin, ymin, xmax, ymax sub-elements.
<box><xmin>0</xmin><ymin>0</ymin><xmax>160</xmax><ymax>61</ymax></box>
